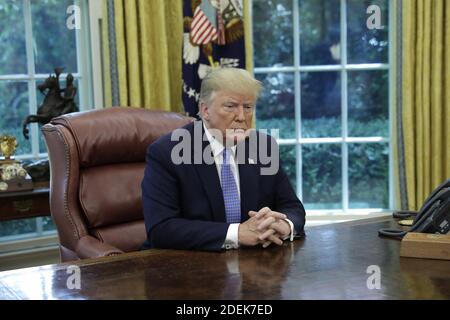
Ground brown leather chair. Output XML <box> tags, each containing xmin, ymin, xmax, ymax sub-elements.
<box><xmin>42</xmin><ymin>107</ymin><xmax>193</xmax><ymax>262</ymax></box>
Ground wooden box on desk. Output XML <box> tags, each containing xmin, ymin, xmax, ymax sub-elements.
<box><xmin>400</xmin><ymin>232</ymin><xmax>450</xmax><ymax>260</ymax></box>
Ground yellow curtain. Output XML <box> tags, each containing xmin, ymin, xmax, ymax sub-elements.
<box><xmin>102</xmin><ymin>1</ymin><xmax>112</xmax><ymax>108</ymax></box>
<box><xmin>243</xmin><ymin>0</ymin><xmax>255</xmax><ymax>128</ymax></box>
<box><xmin>402</xmin><ymin>0</ymin><xmax>450</xmax><ymax>210</ymax></box>
<box><xmin>103</xmin><ymin>0</ymin><xmax>183</xmax><ymax>112</ymax></box>
<box><xmin>243</xmin><ymin>0</ymin><xmax>253</xmax><ymax>73</ymax></box>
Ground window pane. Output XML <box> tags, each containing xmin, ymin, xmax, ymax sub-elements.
<box><xmin>0</xmin><ymin>0</ymin><xmax>27</xmax><ymax>75</ymax></box>
<box><xmin>299</xmin><ymin>0</ymin><xmax>340</xmax><ymax>66</ymax></box>
<box><xmin>31</xmin><ymin>0</ymin><xmax>78</xmax><ymax>74</ymax></box>
<box><xmin>42</xmin><ymin>216</ymin><xmax>56</xmax><ymax>232</ymax></box>
<box><xmin>253</xmin><ymin>0</ymin><xmax>293</xmax><ymax>67</ymax></box>
<box><xmin>347</xmin><ymin>0</ymin><xmax>388</xmax><ymax>64</ymax></box>
<box><xmin>301</xmin><ymin>71</ymin><xmax>341</xmax><ymax>138</ymax></box>
<box><xmin>349</xmin><ymin>143</ymin><xmax>388</xmax><ymax>209</ymax></box>
<box><xmin>302</xmin><ymin>144</ymin><xmax>341</xmax><ymax>209</ymax></box>
<box><xmin>280</xmin><ymin>145</ymin><xmax>296</xmax><ymax>191</ymax></box>
<box><xmin>0</xmin><ymin>81</ymin><xmax>31</xmax><ymax>155</ymax></box>
<box><xmin>256</xmin><ymin>73</ymin><xmax>295</xmax><ymax>139</ymax></box>
<box><xmin>0</xmin><ymin>218</ymin><xmax>37</xmax><ymax>238</ymax></box>
<box><xmin>348</xmin><ymin>70</ymin><xmax>388</xmax><ymax>137</ymax></box>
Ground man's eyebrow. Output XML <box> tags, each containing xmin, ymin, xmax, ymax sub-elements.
<box><xmin>223</xmin><ymin>100</ymin><xmax>254</xmax><ymax>105</ymax></box>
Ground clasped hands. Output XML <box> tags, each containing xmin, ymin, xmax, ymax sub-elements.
<box><xmin>238</xmin><ymin>207</ymin><xmax>291</xmax><ymax>248</ymax></box>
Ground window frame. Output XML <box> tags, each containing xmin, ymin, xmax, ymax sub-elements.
<box><xmin>252</xmin><ymin>0</ymin><xmax>396</xmax><ymax>219</ymax></box>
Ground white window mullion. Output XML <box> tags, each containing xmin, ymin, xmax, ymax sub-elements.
<box><xmin>256</xmin><ymin>64</ymin><xmax>388</xmax><ymax>75</ymax></box>
<box><xmin>23</xmin><ymin>0</ymin><xmax>39</xmax><ymax>158</ymax></box>
<box><xmin>254</xmin><ymin>66</ymin><xmax>297</xmax><ymax>74</ymax></box>
<box><xmin>345</xmin><ymin>63</ymin><xmax>389</xmax><ymax>70</ymax></box>
<box><xmin>293</xmin><ymin>0</ymin><xmax>302</xmax><ymax>200</ymax></box>
<box><xmin>74</xmin><ymin>0</ymin><xmax>83</xmax><ymax>109</ymax></box>
<box><xmin>36</xmin><ymin>217</ymin><xmax>43</xmax><ymax>236</ymax></box>
<box><xmin>0</xmin><ymin>75</ymin><xmax>31</xmax><ymax>81</ymax></box>
<box><xmin>75</xmin><ymin>0</ymin><xmax>94</xmax><ymax>111</ymax></box>
<box><xmin>88</xmin><ymin>0</ymin><xmax>104</xmax><ymax>109</ymax></box>
<box><xmin>340</xmin><ymin>0</ymin><xmax>349</xmax><ymax>212</ymax></box>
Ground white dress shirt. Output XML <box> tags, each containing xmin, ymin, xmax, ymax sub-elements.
<box><xmin>203</xmin><ymin>123</ymin><xmax>295</xmax><ymax>250</ymax></box>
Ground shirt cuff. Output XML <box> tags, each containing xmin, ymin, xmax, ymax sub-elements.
<box><xmin>223</xmin><ymin>223</ymin><xmax>240</xmax><ymax>250</ymax></box>
<box><xmin>282</xmin><ymin>218</ymin><xmax>295</xmax><ymax>242</ymax></box>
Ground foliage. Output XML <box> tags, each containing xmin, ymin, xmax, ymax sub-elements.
<box><xmin>257</xmin><ymin>117</ymin><xmax>389</xmax><ymax>209</ymax></box>
<box><xmin>253</xmin><ymin>0</ymin><xmax>390</xmax><ymax>209</ymax></box>
<box><xmin>253</xmin><ymin>0</ymin><xmax>294</xmax><ymax>67</ymax></box>
<box><xmin>0</xmin><ymin>218</ymin><xmax>35</xmax><ymax>238</ymax></box>
<box><xmin>0</xmin><ymin>0</ymin><xmax>77</xmax><ymax>155</ymax></box>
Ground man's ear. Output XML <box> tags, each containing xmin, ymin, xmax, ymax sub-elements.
<box><xmin>200</xmin><ymin>101</ymin><xmax>209</xmax><ymax>120</ymax></box>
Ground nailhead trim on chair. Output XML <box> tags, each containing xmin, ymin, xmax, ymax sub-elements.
<box><xmin>42</xmin><ymin>127</ymin><xmax>82</xmax><ymax>241</ymax></box>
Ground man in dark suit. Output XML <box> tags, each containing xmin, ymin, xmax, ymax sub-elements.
<box><xmin>141</xmin><ymin>68</ymin><xmax>305</xmax><ymax>251</ymax></box>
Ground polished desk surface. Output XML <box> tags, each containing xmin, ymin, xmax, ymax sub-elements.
<box><xmin>1</xmin><ymin>217</ymin><xmax>449</xmax><ymax>300</ymax></box>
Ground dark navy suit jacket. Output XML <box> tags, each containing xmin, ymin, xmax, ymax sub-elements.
<box><xmin>141</xmin><ymin>121</ymin><xmax>306</xmax><ymax>251</ymax></box>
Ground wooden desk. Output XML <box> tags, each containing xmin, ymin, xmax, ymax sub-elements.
<box><xmin>0</xmin><ymin>217</ymin><xmax>449</xmax><ymax>299</ymax></box>
<box><xmin>0</xmin><ymin>187</ymin><xmax>50</xmax><ymax>221</ymax></box>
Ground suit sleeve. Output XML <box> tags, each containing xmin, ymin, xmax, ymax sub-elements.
<box><xmin>141</xmin><ymin>142</ymin><xmax>229</xmax><ymax>251</ymax></box>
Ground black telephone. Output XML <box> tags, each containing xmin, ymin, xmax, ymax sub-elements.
<box><xmin>378</xmin><ymin>179</ymin><xmax>450</xmax><ymax>238</ymax></box>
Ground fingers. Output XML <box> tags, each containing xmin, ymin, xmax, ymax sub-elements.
<box><xmin>268</xmin><ymin>211</ymin><xmax>287</xmax><ymax>220</ymax></box>
<box><xmin>258</xmin><ymin>227</ymin><xmax>275</xmax><ymax>241</ymax></box>
<box><xmin>248</xmin><ymin>210</ymin><xmax>258</xmax><ymax>217</ymax></box>
<box><xmin>257</xmin><ymin>216</ymin><xmax>275</xmax><ymax>231</ymax></box>
<box><xmin>246</xmin><ymin>208</ymin><xmax>289</xmax><ymax>249</ymax></box>
<box><xmin>258</xmin><ymin>228</ymin><xmax>283</xmax><ymax>248</ymax></box>
<box><xmin>267</xmin><ymin>235</ymin><xmax>283</xmax><ymax>246</ymax></box>
<box><xmin>250</xmin><ymin>207</ymin><xmax>271</xmax><ymax>220</ymax></box>
<box><xmin>270</xmin><ymin>220</ymin><xmax>290</xmax><ymax>237</ymax></box>
<box><xmin>258</xmin><ymin>207</ymin><xmax>271</xmax><ymax>215</ymax></box>
<box><xmin>248</xmin><ymin>208</ymin><xmax>287</xmax><ymax>221</ymax></box>
<box><xmin>256</xmin><ymin>213</ymin><xmax>287</xmax><ymax>231</ymax></box>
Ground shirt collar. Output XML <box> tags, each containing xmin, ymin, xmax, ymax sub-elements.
<box><xmin>203</xmin><ymin>122</ymin><xmax>237</xmax><ymax>159</ymax></box>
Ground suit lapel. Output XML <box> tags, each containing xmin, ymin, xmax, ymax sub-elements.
<box><xmin>238</xmin><ymin>137</ymin><xmax>259</xmax><ymax>222</ymax></box>
<box><xmin>192</xmin><ymin>122</ymin><xmax>226</xmax><ymax>222</ymax></box>
<box><xmin>191</xmin><ymin>122</ymin><xmax>259</xmax><ymax>223</ymax></box>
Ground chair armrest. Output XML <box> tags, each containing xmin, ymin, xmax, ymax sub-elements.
<box><xmin>75</xmin><ymin>235</ymin><xmax>124</xmax><ymax>259</ymax></box>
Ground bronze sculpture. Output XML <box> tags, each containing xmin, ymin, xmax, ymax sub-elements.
<box><xmin>22</xmin><ymin>67</ymin><xmax>79</xmax><ymax>139</ymax></box>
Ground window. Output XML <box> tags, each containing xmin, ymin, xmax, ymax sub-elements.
<box><xmin>0</xmin><ymin>0</ymin><xmax>92</xmax><ymax>242</ymax></box>
<box><xmin>253</xmin><ymin>0</ymin><xmax>392</xmax><ymax>219</ymax></box>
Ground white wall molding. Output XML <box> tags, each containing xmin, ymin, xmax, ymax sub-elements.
<box><xmin>88</xmin><ymin>0</ymin><xmax>104</xmax><ymax>109</ymax></box>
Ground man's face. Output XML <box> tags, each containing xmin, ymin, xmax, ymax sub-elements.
<box><xmin>201</xmin><ymin>90</ymin><xmax>255</xmax><ymax>145</ymax></box>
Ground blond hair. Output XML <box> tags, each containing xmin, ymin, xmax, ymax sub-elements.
<box><xmin>199</xmin><ymin>67</ymin><xmax>263</xmax><ymax>104</ymax></box>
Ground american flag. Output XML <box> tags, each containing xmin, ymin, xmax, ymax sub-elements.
<box><xmin>182</xmin><ymin>0</ymin><xmax>245</xmax><ymax>117</ymax></box>
<box><xmin>190</xmin><ymin>6</ymin><xmax>218</xmax><ymax>45</ymax></box>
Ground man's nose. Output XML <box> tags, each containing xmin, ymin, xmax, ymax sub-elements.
<box><xmin>234</xmin><ymin>106</ymin><xmax>245</xmax><ymax>121</ymax></box>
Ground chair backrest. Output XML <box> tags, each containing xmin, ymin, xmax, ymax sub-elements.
<box><xmin>42</xmin><ymin>107</ymin><xmax>193</xmax><ymax>261</ymax></box>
